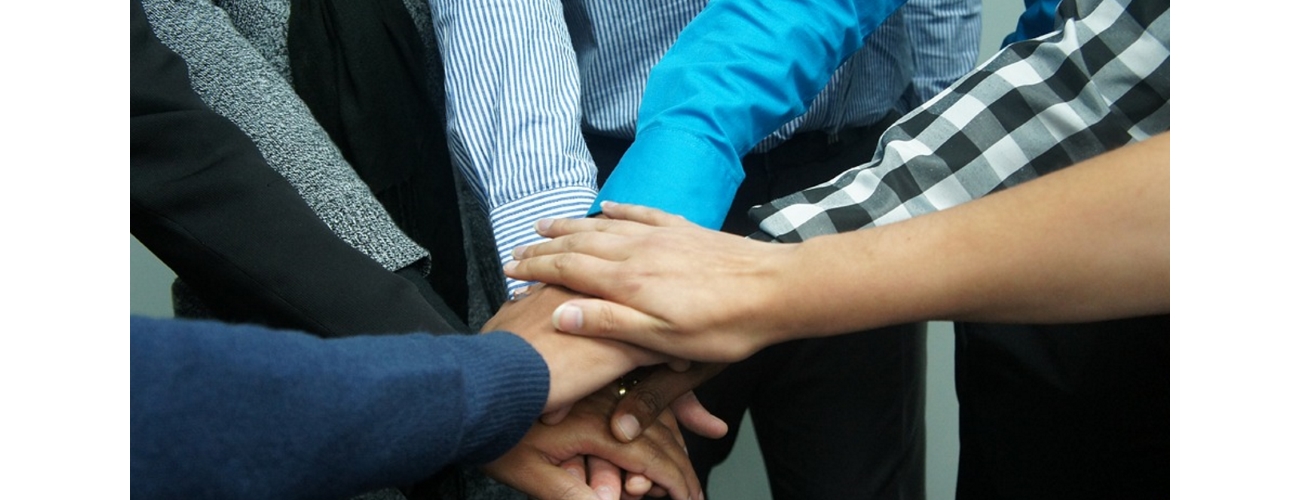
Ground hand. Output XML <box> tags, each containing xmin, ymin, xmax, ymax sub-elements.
<box><xmin>482</xmin><ymin>283</ymin><xmax>667</xmax><ymax>412</ymax></box>
<box><xmin>482</xmin><ymin>386</ymin><xmax>703</xmax><ymax>500</ymax></box>
<box><xmin>609</xmin><ymin>364</ymin><xmax>729</xmax><ymax>442</ymax></box>
<box><xmin>554</xmin><ymin>364</ymin><xmax>729</xmax><ymax>500</ymax></box>
<box><xmin>505</xmin><ymin>201</ymin><xmax>799</xmax><ymax>362</ymax></box>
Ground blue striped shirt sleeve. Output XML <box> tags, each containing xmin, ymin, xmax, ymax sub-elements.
<box><xmin>430</xmin><ymin>0</ymin><xmax>597</xmax><ymax>292</ymax></box>
<box><xmin>901</xmin><ymin>0</ymin><xmax>982</xmax><ymax>107</ymax></box>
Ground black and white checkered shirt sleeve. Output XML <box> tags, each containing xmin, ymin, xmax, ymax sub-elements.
<box><xmin>749</xmin><ymin>0</ymin><xmax>1169</xmax><ymax>243</ymax></box>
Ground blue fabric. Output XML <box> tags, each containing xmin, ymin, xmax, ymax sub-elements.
<box><xmin>1002</xmin><ymin>0</ymin><xmax>1062</xmax><ymax>46</ymax></box>
<box><xmin>130</xmin><ymin>315</ymin><xmax>548</xmax><ymax>500</ymax></box>
<box><xmin>590</xmin><ymin>0</ymin><xmax>908</xmax><ymax>228</ymax></box>
<box><xmin>433</xmin><ymin>0</ymin><xmax>977</xmax><ymax>286</ymax></box>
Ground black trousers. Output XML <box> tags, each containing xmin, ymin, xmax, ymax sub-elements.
<box><xmin>587</xmin><ymin>118</ymin><xmax>927</xmax><ymax>500</ymax></box>
<box><xmin>954</xmin><ymin>317</ymin><xmax>1170</xmax><ymax>499</ymax></box>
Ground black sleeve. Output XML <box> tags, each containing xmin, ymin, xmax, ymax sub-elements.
<box><xmin>129</xmin><ymin>0</ymin><xmax>458</xmax><ymax>338</ymax></box>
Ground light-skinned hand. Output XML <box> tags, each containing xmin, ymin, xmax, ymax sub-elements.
<box><xmin>505</xmin><ymin>201</ymin><xmax>799</xmax><ymax>362</ymax></box>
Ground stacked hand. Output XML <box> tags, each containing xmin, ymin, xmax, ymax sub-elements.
<box><xmin>505</xmin><ymin>201</ymin><xmax>800</xmax><ymax>362</ymax></box>
<box><xmin>483</xmin><ymin>384</ymin><xmax>701</xmax><ymax>500</ymax></box>
<box><xmin>480</xmin><ymin>283</ymin><xmax>725</xmax><ymax>500</ymax></box>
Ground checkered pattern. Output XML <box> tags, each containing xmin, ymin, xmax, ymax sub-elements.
<box><xmin>750</xmin><ymin>0</ymin><xmax>1169</xmax><ymax>243</ymax></box>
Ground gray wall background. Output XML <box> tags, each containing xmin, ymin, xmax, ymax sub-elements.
<box><xmin>129</xmin><ymin>1</ymin><xmax>1026</xmax><ymax>497</ymax></box>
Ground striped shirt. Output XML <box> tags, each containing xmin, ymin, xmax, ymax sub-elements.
<box><xmin>432</xmin><ymin>0</ymin><xmax>979</xmax><ymax>291</ymax></box>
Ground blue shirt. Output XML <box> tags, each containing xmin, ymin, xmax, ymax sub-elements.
<box><xmin>433</xmin><ymin>0</ymin><xmax>978</xmax><ymax>290</ymax></box>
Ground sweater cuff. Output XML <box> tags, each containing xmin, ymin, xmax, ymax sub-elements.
<box><xmin>452</xmin><ymin>331</ymin><xmax>550</xmax><ymax>464</ymax></box>
<box><xmin>591</xmin><ymin>126</ymin><xmax>743</xmax><ymax>230</ymax></box>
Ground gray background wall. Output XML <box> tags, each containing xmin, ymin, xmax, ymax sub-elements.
<box><xmin>129</xmin><ymin>1</ymin><xmax>1026</xmax><ymax>497</ymax></box>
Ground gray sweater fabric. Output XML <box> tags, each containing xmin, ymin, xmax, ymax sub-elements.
<box><xmin>139</xmin><ymin>1</ymin><xmax>515</xmax><ymax>498</ymax></box>
<box><xmin>140</xmin><ymin>0</ymin><xmax>429</xmax><ymax>273</ymax></box>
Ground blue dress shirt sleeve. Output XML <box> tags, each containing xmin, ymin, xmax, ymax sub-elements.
<box><xmin>592</xmin><ymin>0</ymin><xmax>907</xmax><ymax>229</ymax></box>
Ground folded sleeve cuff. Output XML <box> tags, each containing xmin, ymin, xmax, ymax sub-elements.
<box><xmin>491</xmin><ymin>186</ymin><xmax>598</xmax><ymax>293</ymax></box>
<box><xmin>591</xmin><ymin>126</ymin><xmax>744</xmax><ymax>230</ymax></box>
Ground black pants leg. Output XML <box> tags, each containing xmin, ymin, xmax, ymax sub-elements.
<box><xmin>953</xmin><ymin>317</ymin><xmax>1170</xmax><ymax>500</ymax></box>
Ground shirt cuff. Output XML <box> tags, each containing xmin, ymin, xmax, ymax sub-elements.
<box><xmin>491</xmin><ymin>186</ymin><xmax>598</xmax><ymax>293</ymax></box>
<box><xmin>591</xmin><ymin>126</ymin><xmax>744</xmax><ymax>230</ymax></box>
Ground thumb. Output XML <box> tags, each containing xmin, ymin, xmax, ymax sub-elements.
<box><xmin>551</xmin><ymin>299</ymin><xmax>666</xmax><ymax>348</ymax></box>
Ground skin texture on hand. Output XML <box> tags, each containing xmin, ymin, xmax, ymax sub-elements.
<box><xmin>545</xmin><ymin>363</ymin><xmax>726</xmax><ymax>499</ymax></box>
<box><xmin>611</xmin><ymin>363</ymin><xmax>730</xmax><ymax>442</ymax></box>
<box><xmin>482</xmin><ymin>385</ymin><xmax>703</xmax><ymax>500</ymax></box>
<box><xmin>481</xmin><ymin>284</ymin><xmax>666</xmax><ymax>412</ymax></box>
<box><xmin>507</xmin><ymin>134</ymin><xmax>1170</xmax><ymax>363</ymax></box>
<box><xmin>505</xmin><ymin>205</ymin><xmax>799</xmax><ymax>362</ymax></box>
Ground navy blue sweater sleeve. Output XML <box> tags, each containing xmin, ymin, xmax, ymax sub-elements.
<box><xmin>129</xmin><ymin>315</ymin><xmax>548</xmax><ymax>500</ymax></box>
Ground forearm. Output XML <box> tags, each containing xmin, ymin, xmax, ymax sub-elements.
<box><xmin>131</xmin><ymin>316</ymin><xmax>547</xmax><ymax>500</ymax></box>
<box><xmin>595</xmin><ymin>0</ymin><xmax>906</xmax><ymax>228</ymax></box>
<box><xmin>130</xmin><ymin>1</ymin><xmax>453</xmax><ymax>337</ymax></box>
<box><xmin>779</xmin><ymin>133</ymin><xmax>1170</xmax><ymax>338</ymax></box>
<box><xmin>431</xmin><ymin>0</ymin><xmax>597</xmax><ymax>291</ymax></box>
<box><xmin>140</xmin><ymin>0</ymin><xmax>429</xmax><ymax>273</ymax></box>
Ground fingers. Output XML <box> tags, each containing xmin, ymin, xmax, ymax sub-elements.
<box><xmin>560</xmin><ymin>456</ymin><xmax>587</xmax><ymax>484</ymax></box>
<box><xmin>623</xmin><ymin>473</ymin><xmax>652</xmax><ymax>498</ymax></box>
<box><xmin>598</xmin><ymin>201</ymin><xmax>698</xmax><ymax>228</ymax></box>
<box><xmin>482</xmin><ymin>451</ymin><xmax>600</xmax><ymax>500</ymax></box>
<box><xmin>549</xmin><ymin>299</ymin><xmax>669</xmax><ymax>349</ymax></box>
<box><xmin>505</xmin><ymin>254</ymin><xmax>621</xmax><ymax>299</ymax></box>
<box><xmin>534</xmin><ymin>213</ymin><xmax>658</xmax><ymax>239</ymax></box>
<box><xmin>541</xmin><ymin>404</ymin><xmax>574</xmax><ymax>425</ymax></box>
<box><xmin>610</xmin><ymin>364</ymin><xmax>728</xmax><ymax>442</ymax></box>
<box><xmin>570</xmin><ymin>394</ymin><xmax>701</xmax><ymax>500</ymax></box>
<box><xmin>670</xmin><ymin>391</ymin><xmax>728</xmax><ymax>440</ymax></box>
<box><xmin>586</xmin><ymin>456</ymin><xmax>623</xmax><ymax>500</ymax></box>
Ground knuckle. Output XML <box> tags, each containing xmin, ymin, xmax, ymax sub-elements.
<box><xmin>634</xmin><ymin>389</ymin><xmax>665</xmax><ymax>417</ymax></box>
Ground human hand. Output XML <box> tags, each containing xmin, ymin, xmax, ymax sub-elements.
<box><xmin>505</xmin><ymin>201</ymin><xmax>800</xmax><ymax>362</ymax></box>
<box><xmin>550</xmin><ymin>363</ymin><xmax>728</xmax><ymax>500</ymax></box>
<box><xmin>482</xmin><ymin>385</ymin><xmax>703</xmax><ymax>500</ymax></box>
<box><xmin>607</xmin><ymin>364</ymin><xmax>729</xmax><ymax>443</ymax></box>
<box><xmin>482</xmin><ymin>283</ymin><xmax>667</xmax><ymax>413</ymax></box>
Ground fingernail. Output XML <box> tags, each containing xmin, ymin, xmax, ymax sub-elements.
<box><xmin>601</xmin><ymin>200</ymin><xmax>619</xmax><ymax>209</ymax></box>
<box><xmin>596</xmin><ymin>486</ymin><xmax>616</xmax><ymax>500</ymax></box>
<box><xmin>616</xmin><ymin>414</ymin><xmax>642</xmax><ymax>441</ymax></box>
<box><xmin>536</xmin><ymin>218</ymin><xmax>554</xmax><ymax>233</ymax></box>
<box><xmin>511</xmin><ymin>246</ymin><xmax>524</xmax><ymax>260</ymax></box>
<box><xmin>626</xmin><ymin>475</ymin><xmax>650</xmax><ymax>491</ymax></box>
<box><xmin>565</xmin><ymin>467</ymin><xmax>582</xmax><ymax>479</ymax></box>
<box><xmin>503</xmin><ymin>261</ymin><xmax>518</xmax><ymax>273</ymax></box>
<box><xmin>552</xmin><ymin>304</ymin><xmax>583</xmax><ymax>332</ymax></box>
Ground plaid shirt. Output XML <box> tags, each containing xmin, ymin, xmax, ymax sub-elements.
<box><xmin>750</xmin><ymin>0</ymin><xmax>1170</xmax><ymax>243</ymax></box>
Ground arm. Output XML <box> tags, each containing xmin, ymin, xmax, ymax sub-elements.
<box><xmin>430</xmin><ymin>0</ymin><xmax>597</xmax><ymax>293</ymax></box>
<box><xmin>505</xmin><ymin>133</ymin><xmax>1169</xmax><ymax>361</ymax></box>
<box><xmin>133</xmin><ymin>294</ymin><xmax>698</xmax><ymax>500</ymax></box>
<box><xmin>130</xmin><ymin>315</ymin><xmax>548</xmax><ymax>500</ymax></box>
<box><xmin>138</xmin><ymin>0</ymin><xmax>430</xmax><ymax>275</ymax></box>
<box><xmin>751</xmin><ymin>0</ymin><xmax>1170</xmax><ymax>242</ymax></box>
<box><xmin>130</xmin><ymin>0</ymin><xmax>454</xmax><ymax>337</ymax></box>
<box><xmin>592</xmin><ymin>0</ymin><xmax>907</xmax><ymax>228</ymax></box>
